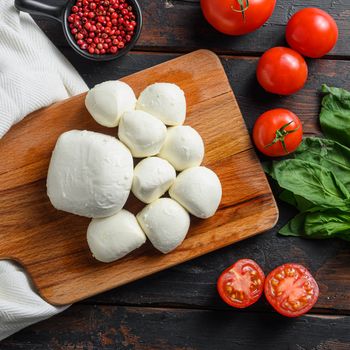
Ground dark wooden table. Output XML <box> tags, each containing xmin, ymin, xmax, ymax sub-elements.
<box><xmin>2</xmin><ymin>1</ymin><xmax>350</xmax><ymax>349</ymax></box>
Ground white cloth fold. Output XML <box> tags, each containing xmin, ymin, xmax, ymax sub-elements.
<box><xmin>0</xmin><ymin>261</ymin><xmax>70</xmax><ymax>340</ymax></box>
<box><xmin>0</xmin><ymin>0</ymin><xmax>88</xmax><ymax>341</ymax></box>
<box><xmin>0</xmin><ymin>0</ymin><xmax>88</xmax><ymax>138</ymax></box>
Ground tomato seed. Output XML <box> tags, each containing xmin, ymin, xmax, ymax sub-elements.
<box><xmin>275</xmin><ymin>273</ymin><xmax>284</xmax><ymax>280</ymax></box>
<box><xmin>271</xmin><ymin>278</ymin><xmax>279</xmax><ymax>287</ymax></box>
<box><xmin>285</xmin><ymin>268</ymin><xmax>296</xmax><ymax>277</ymax></box>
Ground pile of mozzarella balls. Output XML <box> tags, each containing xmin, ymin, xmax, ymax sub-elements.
<box><xmin>46</xmin><ymin>81</ymin><xmax>222</xmax><ymax>263</ymax></box>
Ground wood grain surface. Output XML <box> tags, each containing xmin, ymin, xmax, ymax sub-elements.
<box><xmin>2</xmin><ymin>305</ymin><xmax>350</xmax><ymax>350</ymax></box>
<box><xmin>0</xmin><ymin>50</ymin><xmax>278</xmax><ymax>305</ymax></box>
<box><xmin>3</xmin><ymin>0</ymin><xmax>350</xmax><ymax>347</ymax></box>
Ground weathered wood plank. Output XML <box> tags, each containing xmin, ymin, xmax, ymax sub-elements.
<box><xmin>34</xmin><ymin>0</ymin><xmax>350</xmax><ymax>57</ymax></box>
<box><xmin>2</xmin><ymin>305</ymin><xmax>350</xmax><ymax>349</ymax></box>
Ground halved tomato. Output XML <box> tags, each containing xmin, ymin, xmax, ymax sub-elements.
<box><xmin>217</xmin><ymin>259</ymin><xmax>265</xmax><ymax>308</ymax></box>
<box><xmin>264</xmin><ymin>263</ymin><xmax>319</xmax><ymax>317</ymax></box>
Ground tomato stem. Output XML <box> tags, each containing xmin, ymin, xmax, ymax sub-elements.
<box><xmin>230</xmin><ymin>0</ymin><xmax>249</xmax><ymax>22</ymax></box>
<box><xmin>264</xmin><ymin>120</ymin><xmax>300</xmax><ymax>154</ymax></box>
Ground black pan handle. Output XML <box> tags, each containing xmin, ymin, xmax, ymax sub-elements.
<box><xmin>14</xmin><ymin>0</ymin><xmax>65</xmax><ymax>21</ymax></box>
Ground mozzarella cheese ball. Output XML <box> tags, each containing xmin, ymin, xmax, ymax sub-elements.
<box><xmin>169</xmin><ymin>166</ymin><xmax>222</xmax><ymax>219</ymax></box>
<box><xmin>87</xmin><ymin>210</ymin><xmax>146</xmax><ymax>263</ymax></box>
<box><xmin>132</xmin><ymin>157</ymin><xmax>176</xmax><ymax>204</ymax></box>
<box><xmin>118</xmin><ymin>110</ymin><xmax>167</xmax><ymax>158</ymax></box>
<box><xmin>47</xmin><ymin>130</ymin><xmax>133</xmax><ymax>218</ymax></box>
<box><xmin>137</xmin><ymin>198</ymin><xmax>190</xmax><ymax>254</ymax></box>
<box><xmin>158</xmin><ymin>126</ymin><xmax>204</xmax><ymax>171</ymax></box>
<box><xmin>85</xmin><ymin>80</ymin><xmax>136</xmax><ymax>127</ymax></box>
<box><xmin>136</xmin><ymin>83</ymin><xmax>186</xmax><ymax>126</ymax></box>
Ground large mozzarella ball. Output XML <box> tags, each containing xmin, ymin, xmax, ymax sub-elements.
<box><xmin>87</xmin><ymin>209</ymin><xmax>146</xmax><ymax>263</ymax></box>
<box><xmin>47</xmin><ymin>130</ymin><xmax>133</xmax><ymax>218</ymax></box>
<box><xmin>136</xmin><ymin>83</ymin><xmax>186</xmax><ymax>126</ymax></box>
<box><xmin>169</xmin><ymin>166</ymin><xmax>222</xmax><ymax>219</ymax></box>
<box><xmin>85</xmin><ymin>80</ymin><xmax>136</xmax><ymax>127</ymax></box>
<box><xmin>132</xmin><ymin>157</ymin><xmax>176</xmax><ymax>204</ymax></box>
<box><xmin>158</xmin><ymin>126</ymin><xmax>204</xmax><ymax>171</ymax></box>
<box><xmin>137</xmin><ymin>198</ymin><xmax>190</xmax><ymax>254</ymax></box>
<box><xmin>118</xmin><ymin>110</ymin><xmax>167</xmax><ymax>158</ymax></box>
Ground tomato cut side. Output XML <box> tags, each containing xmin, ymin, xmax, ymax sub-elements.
<box><xmin>264</xmin><ymin>263</ymin><xmax>319</xmax><ymax>317</ymax></box>
<box><xmin>217</xmin><ymin>259</ymin><xmax>265</xmax><ymax>308</ymax></box>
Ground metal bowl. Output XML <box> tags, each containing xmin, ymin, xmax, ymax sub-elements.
<box><xmin>15</xmin><ymin>0</ymin><xmax>142</xmax><ymax>61</ymax></box>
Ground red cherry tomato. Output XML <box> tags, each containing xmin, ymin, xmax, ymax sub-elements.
<box><xmin>253</xmin><ymin>109</ymin><xmax>303</xmax><ymax>157</ymax></box>
<box><xmin>286</xmin><ymin>8</ymin><xmax>338</xmax><ymax>58</ymax></box>
<box><xmin>200</xmin><ymin>0</ymin><xmax>276</xmax><ymax>36</ymax></box>
<box><xmin>257</xmin><ymin>47</ymin><xmax>308</xmax><ymax>95</ymax></box>
<box><xmin>217</xmin><ymin>259</ymin><xmax>265</xmax><ymax>308</ymax></box>
<box><xmin>264</xmin><ymin>263</ymin><xmax>319</xmax><ymax>317</ymax></box>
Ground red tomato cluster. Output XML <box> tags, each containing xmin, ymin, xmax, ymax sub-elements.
<box><xmin>200</xmin><ymin>2</ymin><xmax>339</xmax><ymax>157</ymax></box>
<box><xmin>217</xmin><ymin>259</ymin><xmax>319</xmax><ymax>317</ymax></box>
<box><xmin>253</xmin><ymin>8</ymin><xmax>337</xmax><ymax>156</ymax></box>
<box><xmin>200</xmin><ymin>2</ymin><xmax>338</xmax><ymax>96</ymax></box>
<box><xmin>257</xmin><ymin>8</ymin><xmax>338</xmax><ymax>96</ymax></box>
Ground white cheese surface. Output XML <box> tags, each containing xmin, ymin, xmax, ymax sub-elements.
<box><xmin>85</xmin><ymin>80</ymin><xmax>136</xmax><ymax>127</ymax></box>
<box><xmin>87</xmin><ymin>209</ymin><xmax>146</xmax><ymax>263</ymax></box>
<box><xmin>132</xmin><ymin>157</ymin><xmax>176</xmax><ymax>204</ymax></box>
<box><xmin>137</xmin><ymin>198</ymin><xmax>190</xmax><ymax>254</ymax></box>
<box><xmin>47</xmin><ymin>130</ymin><xmax>133</xmax><ymax>218</ymax></box>
<box><xmin>118</xmin><ymin>110</ymin><xmax>167</xmax><ymax>158</ymax></box>
<box><xmin>158</xmin><ymin>126</ymin><xmax>204</xmax><ymax>171</ymax></box>
<box><xmin>136</xmin><ymin>83</ymin><xmax>186</xmax><ymax>126</ymax></box>
<box><xmin>169</xmin><ymin>166</ymin><xmax>222</xmax><ymax>219</ymax></box>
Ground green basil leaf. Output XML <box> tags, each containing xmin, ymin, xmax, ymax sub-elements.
<box><xmin>279</xmin><ymin>190</ymin><xmax>297</xmax><ymax>207</ymax></box>
<box><xmin>279</xmin><ymin>212</ymin><xmax>306</xmax><ymax>237</ymax></box>
<box><xmin>322</xmin><ymin>84</ymin><xmax>350</xmax><ymax>101</ymax></box>
<box><xmin>295</xmin><ymin>137</ymin><xmax>350</xmax><ymax>190</ymax></box>
<box><xmin>272</xmin><ymin>159</ymin><xmax>350</xmax><ymax>209</ymax></box>
<box><xmin>320</xmin><ymin>84</ymin><xmax>350</xmax><ymax>147</ymax></box>
<box><xmin>262</xmin><ymin>161</ymin><xmax>277</xmax><ymax>179</ymax></box>
<box><xmin>279</xmin><ymin>190</ymin><xmax>314</xmax><ymax>212</ymax></box>
<box><xmin>304</xmin><ymin>210</ymin><xmax>350</xmax><ymax>241</ymax></box>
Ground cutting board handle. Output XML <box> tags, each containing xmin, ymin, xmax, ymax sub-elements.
<box><xmin>14</xmin><ymin>0</ymin><xmax>65</xmax><ymax>21</ymax></box>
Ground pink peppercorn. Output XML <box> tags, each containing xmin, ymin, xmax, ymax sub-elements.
<box><xmin>69</xmin><ymin>0</ymin><xmax>137</xmax><ymax>56</ymax></box>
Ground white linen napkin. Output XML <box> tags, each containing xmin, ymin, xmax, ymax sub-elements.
<box><xmin>0</xmin><ymin>0</ymin><xmax>88</xmax><ymax>341</ymax></box>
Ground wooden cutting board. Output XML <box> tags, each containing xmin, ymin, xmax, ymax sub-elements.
<box><xmin>0</xmin><ymin>50</ymin><xmax>278</xmax><ymax>305</ymax></box>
